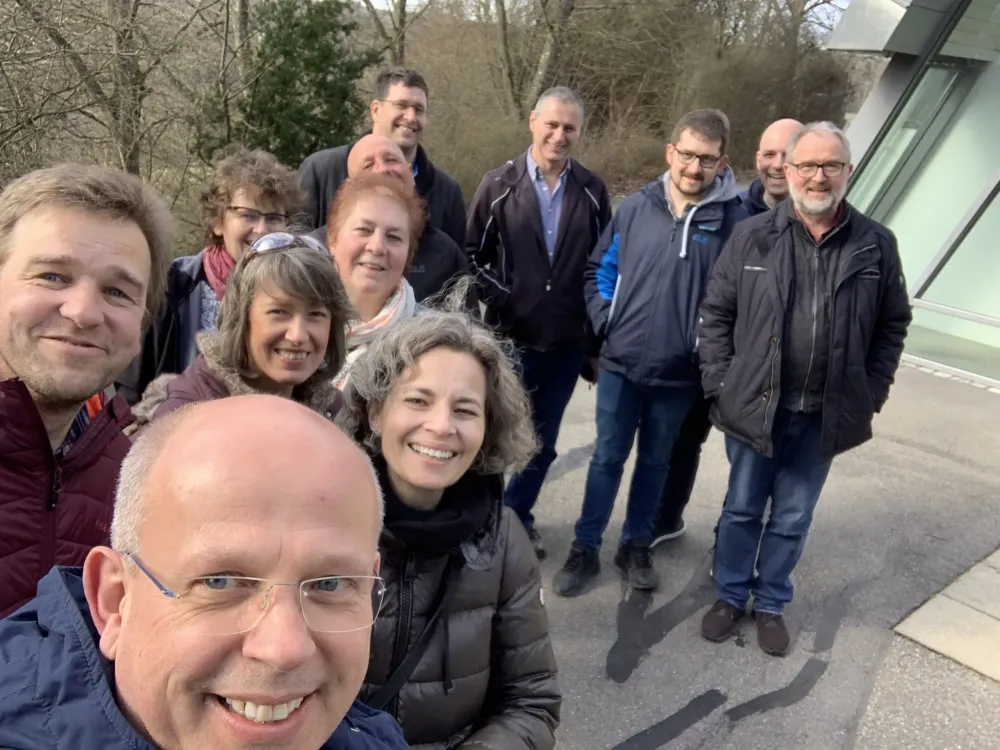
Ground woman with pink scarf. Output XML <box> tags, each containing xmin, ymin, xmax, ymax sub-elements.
<box><xmin>115</xmin><ymin>146</ymin><xmax>304</xmax><ymax>404</ymax></box>
<box><xmin>326</xmin><ymin>172</ymin><xmax>427</xmax><ymax>390</ymax></box>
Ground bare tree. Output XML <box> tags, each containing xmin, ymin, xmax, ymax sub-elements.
<box><xmin>361</xmin><ymin>0</ymin><xmax>436</xmax><ymax>64</ymax></box>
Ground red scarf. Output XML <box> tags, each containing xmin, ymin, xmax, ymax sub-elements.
<box><xmin>202</xmin><ymin>244</ymin><xmax>236</xmax><ymax>299</ymax></box>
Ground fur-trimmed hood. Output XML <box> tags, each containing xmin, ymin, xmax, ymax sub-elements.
<box><xmin>127</xmin><ymin>331</ymin><xmax>343</xmax><ymax>436</ymax></box>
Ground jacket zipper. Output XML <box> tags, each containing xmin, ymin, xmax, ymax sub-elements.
<box><xmin>388</xmin><ymin>554</ymin><xmax>417</xmax><ymax>718</ymax></box>
<box><xmin>799</xmin><ymin>247</ymin><xmax>821</xmax><ymax>411</ymax></box>
<box><xmin>41</xmin><ymin>461</ymin><xmax>62</xmax><ymax>581</ymax></box>
<box><xmin>761</xmin><ymin>339</ymin><xmax>780</xmax><ymax>450</ymax></box>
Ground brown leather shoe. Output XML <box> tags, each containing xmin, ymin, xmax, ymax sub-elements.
<box><xmin>754</xmin><ymin>611</ymin><xmax>791</xmax><ymax>656</ymax></box>
<box><xmin>701</xmin><ymin>600</ymin><xmax>744</xmax><ymax>642</ymax></box>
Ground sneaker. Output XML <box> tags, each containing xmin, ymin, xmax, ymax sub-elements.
<box><xmin>701</xmin><ymin>599</ymin><xmax>744</xmax><ymax>642</ymax></box>
<box><xmin>753</xmin><ymin>611</ymin><xmax>791</xmax><ymax>656</ymax></box>
<box><xmin>613</xmin><ymin>541</ymin><xmax>660</xmax><ymax>591</ymax></box>
<box><xmin>553</xmin><ymin>541</ymin><xmax>600</xmax><ymax>597</ymax></box>
<box><xmin>525</xmin><ymin>526</ymin><xmax>547</xmax><ymax>560</ymax></box>
<box><xmin>649</xmin><ymin>518</ymin><xmax>687</xmax><ymax>549</ymax></box>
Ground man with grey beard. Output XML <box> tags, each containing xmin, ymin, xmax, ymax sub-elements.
<box><xmin>696</xmin><ymin>122</ymin><xmax>912</xmax><ymax>657</ymax></box>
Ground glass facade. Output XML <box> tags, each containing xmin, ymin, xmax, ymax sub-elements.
<box><xmin>846</xmin><ymin>0</ymin><xmax>1000</xmax><ymax>383</ymax></box>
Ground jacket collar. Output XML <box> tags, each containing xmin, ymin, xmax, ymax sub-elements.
<box><xmin>502</xmin><ymin>151</ymin><xmax>599</xmax><ymax>191</ymax></box>
<box><xmin>773</xmin><ymin>197</ymin><xmax>854</xmax><ymax>241</ymax></box>
<box><xmin>0</xmin><ymin>378</ymin><xmax>133</xmax><ymax>467</ymax></box>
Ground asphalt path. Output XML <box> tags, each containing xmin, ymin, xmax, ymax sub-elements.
<box><xmin>532</xmin><ymin>365</ymin><xmax>1000</xmax><ymax>749</ymax></box>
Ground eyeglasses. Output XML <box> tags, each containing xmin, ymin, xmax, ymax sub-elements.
<box><xmin>248</xmin><ymin>232</ymin><xmax>329</xmax><ymax>256</ymax></box>
<box><xmin>126</xmin><ymin>554</ymin><xmax>387</xmax><ymax>636</ymax></box>
<box><xmin>226</xmin><ymin>206</ymin><xmax>289</xmax><ymax>230</ymax></box>
<box><xmin>672</xmin><ymin>148</ymin><xmax>722</xmax><ymax>169</ymax></box>
<box><xmin>786</xmin><ymin>162</ymin><xmax>846</xmax><ymax>178</ymax></box>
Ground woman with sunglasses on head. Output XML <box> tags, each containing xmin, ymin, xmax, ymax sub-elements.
<box><xmin>338</xmin><ymin>310</ymin><xmax>561</xmax><ymax>750</ymax></box>
<box><xmin>116</xmin><ymin>146</ymin><xmax>304</xmax><ymax>404</ymax></box>
<box><xmin>325</xmin><ymin>172</ymin><xmax>427</xmax><ymax>390</ymax></box>
<box><xmin>129</xmin><ymin>233</ymin><xmax>350</xmax><ymax>431</ymax></box>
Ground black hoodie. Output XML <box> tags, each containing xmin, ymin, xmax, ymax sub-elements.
<box><xmin>299</xmin><ymin>140</ymin><xmax>467</xmax><ymax>249</ymax></box>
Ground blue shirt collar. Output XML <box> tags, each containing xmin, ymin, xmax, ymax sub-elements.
<box><xmin>526</xmin><ymin>149</ymin><xmax>570</xmax><ymax>181</ymax></box>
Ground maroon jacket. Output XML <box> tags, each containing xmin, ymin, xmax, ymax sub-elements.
<box><xmin>0</xmin><ymin>379</ymin><xmax>133</xmax><ymax>618</ymax></box>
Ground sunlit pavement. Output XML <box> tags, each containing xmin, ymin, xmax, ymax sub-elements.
<box><xmin>532</xmin><ymin>364</ymin><xmax>1000</xmax><ymax>749</ymax></box>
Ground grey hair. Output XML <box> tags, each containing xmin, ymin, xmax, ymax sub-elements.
<box><xmin>112</xmin><ymin>403</ymin><xmax>386</xmax><ymax>555</ymax></box>
<box><xmin>786</xmin><ymin>121</ymin><xmax>852</xmax><ymax>163</ymax></box>
<box><xmin>216</xmin><ymin>241</ymin><xmax>353</xmax><ymax>386</ymax></box>
<box><xmin>533</xmin><ymin>86</ymin><xmax>585</xmax><ymax>121</ymax></box>
<box><xmin>111</xmin><ymin>405</ymin><xmax>197</xmax><ymax>554</ymax></box>
<box><xmin>336</xmin><ymin>307</ymin><xmax>539</xmax><ymax>475</ymax></box>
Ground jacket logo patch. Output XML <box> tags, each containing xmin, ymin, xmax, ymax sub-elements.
<box><xmin>743</xmin><ymin>264</ymin><xmax>767</xmax><ymax>272</ymax></box>
<box><xmin>691</xmin><ymin>234</ymin><xmax>709</xmax><ymax>245</ymax></box>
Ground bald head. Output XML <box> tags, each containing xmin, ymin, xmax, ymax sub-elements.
<box><xmin>111</xmin><ymin>395</ymin><xmax>383</xmax><ymax>555</ymax></box>
<box><xmin>346</xmin><ymin>134</ymin><xmax>414</xmax><ymax>190</ymax></box>
<box><xmin>755</xmin><ymin>118</ymin><xmax>804</xmax><ymax>206</ymax></box>
<box><xmin>94</xmin><ymin>395</ymin><xmax>386</xmax><ymax>749</ymax></box>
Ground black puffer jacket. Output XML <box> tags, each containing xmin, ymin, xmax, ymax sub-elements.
<box><xmin>362</xmin><ymin>462</ymin><xmax>560</xmax><ymax>749</ymax></box>
<box><xmin>698</xmin><ymin>200</ymin><xmax>912</xmax><ymax>459</ymax></box>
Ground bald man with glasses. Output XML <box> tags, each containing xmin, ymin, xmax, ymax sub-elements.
<box><xmin>0</xmin><ymin>395</ymin><xmax>408</xmax><ymax>750</ymax></box>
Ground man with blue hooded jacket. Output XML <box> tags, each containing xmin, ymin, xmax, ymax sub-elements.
<box><xmin>553</xmin><ymin>109</ymin><xmax>749</xmax><ymax>597</ymax></box>
<box><xmin>0</xmin><ymin>396</ymin><xmax>408</xmax><ymax>750</ymax></box>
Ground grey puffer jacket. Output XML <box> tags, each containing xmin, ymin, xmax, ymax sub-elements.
<box><xmin>362</xmin><ymin>466</ymin><xmax>560</xmax><ymax>750</ymax></box>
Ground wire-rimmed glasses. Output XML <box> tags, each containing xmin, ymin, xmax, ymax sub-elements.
<box><xmin>126</xmin><ymin>554</ymin><xmax>386</xmax><ymax>636</ymax></box>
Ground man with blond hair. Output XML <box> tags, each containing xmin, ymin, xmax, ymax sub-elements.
<box><xmin>0</xmin><ymin>164</ymin><xmax>173</xmax><ymax>617</ymax></box>
<box><xmin>0</xmin><ymin>396</ymin><xmax>406</xmax><ymax>749</ymax></box>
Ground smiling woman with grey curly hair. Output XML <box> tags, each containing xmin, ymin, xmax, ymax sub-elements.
<box><xmin>337</xmin><ymin>309</ymin><xmax>560</xmax><ymax>749</ymax></box>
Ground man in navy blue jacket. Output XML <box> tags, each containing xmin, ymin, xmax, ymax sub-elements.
<box><xmin>0</xmin><ymin>396</ymin><xmax>408</xmax><ymax>750</ymax></box>
<box><xmin>554</xmin><ymin>109</ymin><xmax>748</xmax><ymax>598</ymax></box>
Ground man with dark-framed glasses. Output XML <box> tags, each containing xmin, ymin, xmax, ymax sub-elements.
<box><xmin>553</xmin><ymin>108</ymin><xmax>748</xmax><ymax>598</ymax></box>
<box><xmin>299</xmin><ymin>67</ymin><xmax>466</xmax><ymax>249</ymax></box>
<box><xmin>699</xmin><ymin>122</ymin><xmax>911</xmax><ymax>657</ymax></box>
<box><xmin>0</xmin><ymin>395</ymin><xmax>409</xmax><ymax>750</ymax></box>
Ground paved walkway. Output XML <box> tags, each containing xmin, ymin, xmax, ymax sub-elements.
<box><xmin>531</xmin><ymin>364</ymin><xmax>1000</xmax><ymax>749</ymax></box>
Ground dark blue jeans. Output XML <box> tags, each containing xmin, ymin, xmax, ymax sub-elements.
<box><xmin>505</xmin><ymin>346</ymin><xmax>586</xmax><ymax>527</ymax></box>
<box><xmin>574</xmin><ymin>369</ymin><xmax>698</xmax><ymax>550</ymax></box>
<box><xmin>714</xmin><ymin>408</ymin><xmax>833</xmax><ymax>614</ymax></box>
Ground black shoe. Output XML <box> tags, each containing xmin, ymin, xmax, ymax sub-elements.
<box><xmin>753</xmin><ymin>611</ymin><xmax>791</xmax><ymax>656</ymax></box>
<box><xmin>553</xmin><ymin>541</ymin><xmax>600</xmax><ymax>598</ymax></box>
<box><xmin>701</xmin><ymin>599</ymin><xmax>744</xmax><ymax>642</ymax></box>
<box><xmin>613</xmin><ymin>541</ymin><xmax>660</xmax><ymax>591</ymax></box>
<box><xmin>649</xmin><ymin>518</ymin><xmax>687</xmax><ymax>549</ymax></box>
<box><xmin>525</xmin><ymin>526</ymin><xmax>546</xmax><ymax>560</ymax></box>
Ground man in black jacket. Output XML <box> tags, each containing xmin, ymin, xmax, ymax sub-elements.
<box><xmin>308</xmin><ymin>134</ymin><xmax>475</xmax><ymax>309</ymax></box>
<box><xmin>299</xmin><ymin>68</ymin><xmax>467</xmax><ymax>249</ymax></box>
<box><xmin>698</xmin><ymin>122</ymin><xmax>912</xmax><ymax>656</ymax></box>
<box><xmin>467</xmin><ymin>86</ymin><xmax>612</xmax><ymax>560</ymax></box>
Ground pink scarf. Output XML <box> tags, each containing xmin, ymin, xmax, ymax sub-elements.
<box><xmin>202</xmin><ymin>244</ymin><xmax>236</xmax><ymax>299</ymax></box>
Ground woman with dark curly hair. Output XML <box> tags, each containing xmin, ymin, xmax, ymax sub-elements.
<box><xmin>337</xmin><ymin>310</ymin><xmax>561</xmax><ymax>750</ymax></box>
<box><xmin>116</xmin><ymin>146</ymin><xmax>306</xmax><ymax>403</ymax></box>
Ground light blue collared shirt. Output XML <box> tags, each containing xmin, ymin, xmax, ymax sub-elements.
<box><xmin>526</xmin><ymin>149</ymin><xmax>570</xmax><ymax>262</ymax></box>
